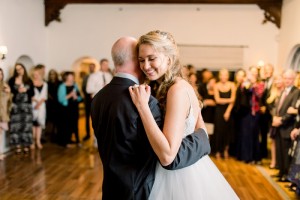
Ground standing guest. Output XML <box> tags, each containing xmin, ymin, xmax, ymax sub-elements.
<box><xmin>86</xmin><ymin>58</ymin><xmax>113</xmax><ymax>97</ymax></box>
<box><xmin>182</xmin><ymin>65</ymin><xmax>200</xmax><ymax>100</ymax></box>
<box><xmin>46</xmin><ymin>69</ymin><xmax>61</xmax><ymax>142</ymax></box>
<box><xmin>35</xmin><ymin>64</ymin><xmax>46</xmax><ymax>80</ymax></box>
<box><xmin>31</xmin><ymin>67</ymin><xmax>48</xmax><ymax>149</ymax></box>
<box><xmin>259</xmin><ymin>63</ymin><xmax>274</xmax><ymax>158</ymax></box>
<box><xmin>272</xmin><ymin>69</ymin><xmax>299</xmax><ymax>182</ymax></box>
<box><xmin>213</xmin><ymin>68</ymin><xmax>236</xmax><ymax>159</ymax></box>
<box><xmin>181</xmin><ymin>65</ymin><xmax>190</xmax><ymax>79</ymax></box>
<box><xmin>267</xmin><ymin>75</ymin><xmax>284</xmax><ymax>169</ymax></box>
<box><xmin>0</xmin><ymin>68</ymin><xmax>11</xmax><ymax>160</ymax></box>
<box><xmin>201</xmin><ymin>77</ymin><xmax>216</xmax><ymax>135</ymax></box>
<box><xmin>81</xmin><ymin>63</ymin><xmax>95</xmax><ymax>141</ymax></box>
<box><xmin>294</xmin><ymin>72</ymin><xmax>300</xmax><ymax>89</ymax></box>
<box><xmin>236</xmin><ymin>66</ymin><xmax>264</xmax><ymax>163</ymax></box>
<box><xmin>198</xmin><ymin>68</ymin><xmax>213</xmax><ymax>99</ymax></box>
<box><xmin>189</xmin><ymin>73</ymin><xmax>198</xmax><ymax>92</ymax></box>
<box><xmin>288</xmin><ymin>104</ymin><xmax>300</xmax><ymax>193</ymax></box>
<box><xmin>232</xmin><ymin>69</ymin><xmax>247</xmax><ymax>157</ymax></box>
<box><xmin>8</xmin><ymin>63</ymin><xmax>34</xmax><ymax>155</ymax></box>
<box><xmin>57</xmin><ymin>71</ymin><xmax>82</xmax><ymax>147</ymax></box>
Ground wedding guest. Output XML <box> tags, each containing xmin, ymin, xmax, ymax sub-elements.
<box><xmin>236</xmin><ymin>66</ymin><xmax>264</xmax><ymax>163</ymax></box>
<box><xmin>8</xmin><ymin>63</ymin><xmax>34</xmax><ymax>154</ymax></box>
<box><xmin>288</xmin><ymin>105</ymin><xmax>300</xmax><ymax>193</ymax></box>
<box><xmin>259</xmin><ymin>63</ymin><xmax>274</xmax><ymax>158</ymax></box>
<box><xmin>201</xmin><ymin>77</ymin><xmax>216</xmax><ymax>135</ymax></box>
<box><xmin>46</xmin><ymin>69</ymin><xmax>61</xmax><ymax>142</ymax></box>
<box><xmin>31</xmin><ymin>67</ymin><xmax>48</xmax><ymax>149</ymax></box>
<box><xmin>272</xmin><ymin>69</ymin><xmax>299</xmax><ymax>182</ymax></box>
<box><xmin>86</xmin><ymin>58</ymin><xmax>113</xmax><ymax>97</ymax></box>
<box><xmin>57</xmin><ymin>71</ymin><xmax>82</xmax><ymax>147</ymax></box>
<box><xmin>81</xmin><ymin>63</ymin><xmax>95</xmax><ymax>141</ymax></box>
<box><xmin>213</xmin><ymin>68</ymin><xmax>236</xmax><ymax>159</ymax></box>
<box><xmin>198</xmin><ymin>68</ymin><xmax>213</xmax><ymax>99</ymax></box>
<box><xmin>267</xmin><ymin>74</ymin><xmax>284</xmax><ymax>169</ymax></box>
<box><xmin>232</xmin><ymin>69</ymin><xmax>247</xmax><ymax>157</ymax></box>
<box><xmin>0</xmin><ymin>68</ymin><xmax>11</xmax><ymax>160</ymax></box>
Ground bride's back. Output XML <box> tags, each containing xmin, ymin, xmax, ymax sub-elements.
<box><xmin>168</xmin><ymin>78</ymin><xmax>200</xmax><ymax>136</ymax></box>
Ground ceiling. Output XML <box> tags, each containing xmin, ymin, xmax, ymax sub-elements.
<box><xmin>44</xmin><ymin>0</ymin><xmax>282</xmax><ymax>27</ymax></box>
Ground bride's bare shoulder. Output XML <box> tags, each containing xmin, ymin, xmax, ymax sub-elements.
<box><xmin>167</xmin><ymin>78</ymin><xmax>192</xmax><ymax>97</ymax></box>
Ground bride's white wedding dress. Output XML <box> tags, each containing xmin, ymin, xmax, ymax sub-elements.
<box><xmin>149</xmin><ymin>92</ymin><xmax>240</xmax><ymax>200</ymax></box>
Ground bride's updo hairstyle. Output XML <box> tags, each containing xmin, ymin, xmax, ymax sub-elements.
<box><xmin>137</xmin><ymin>30</ymin><xmax>182</xmax><ymax>114</ymax></box>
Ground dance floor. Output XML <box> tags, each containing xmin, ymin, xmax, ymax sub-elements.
<box><xmin>0</xmin><ymin>116</ymin><xmax>300</xmax><ymax>200</ymax></box>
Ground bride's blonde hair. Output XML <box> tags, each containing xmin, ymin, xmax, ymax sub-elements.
<box><xmin>137</xmin><ymin>30</ymin><xmax>182</xmax><ymax>114</ymax></box>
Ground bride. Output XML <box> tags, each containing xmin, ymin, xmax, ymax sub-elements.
<box><xmin>129</xmin><ymin>30</ymin><xmax>239</xmax><ymax>200</ymax></box>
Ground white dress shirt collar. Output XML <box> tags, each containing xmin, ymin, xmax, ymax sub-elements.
<box><xmin>115</xmin><ymin>72</ymin><xmax>139</xmax><ymax>84</ymax></box>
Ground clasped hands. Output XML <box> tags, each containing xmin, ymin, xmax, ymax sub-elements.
<box><xmin>272</xmin><ymin>116</ymin><xmax>282</xmax><ymax>127</ymax></box>
<box><xmin>129</xmin><ymin>84</ymin><xmax>151</xmax><ymax>108</ymax></box>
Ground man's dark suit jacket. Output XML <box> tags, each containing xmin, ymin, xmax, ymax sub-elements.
<box><xmin>276</xmin><ymin>86</ymin><xmax>299</xmax><ymax>138</ymax></box>
<box><xmin>91</xmin><ymin>76</ymin><xmax>211</xmax><ymax>200</ymax></box>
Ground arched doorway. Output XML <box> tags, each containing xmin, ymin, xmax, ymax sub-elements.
<box><xmin>287</xmin><ymin>44</ymin><xmax>300</xmax><ymax>71</ymax></box>
<box><xmin>287</xmin><ymin>45</ymin><xmax>300</xmax><ymax>88</ymax></box>
<box><xmin>71</xmin><ymin>56</ymin><xmax>100</xmax><ymax>93</ymax></box>
<box><xmin>15</xmin><ymin>55</ymin><xmax>35</xmax><ymax>71</ymax></box>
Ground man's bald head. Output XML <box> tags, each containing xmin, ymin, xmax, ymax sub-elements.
<box><xmin>111</xmin><ymin>37</ymin><xmax>137</xmax><ymax>67</ymax></box>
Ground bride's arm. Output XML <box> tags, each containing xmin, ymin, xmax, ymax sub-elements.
<box><xmin>129</xmin><ymin>84</ymin><xmax>188</xmax><ymax>166</ymax></box>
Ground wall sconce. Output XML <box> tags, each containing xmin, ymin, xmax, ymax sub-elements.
<box><xmin>257</xmin><ymin>60</ymin><xmax>265</xmax><ymax>68</ymax></box>
<box><xmin>0</xmin><ymin>46</ymin><xmax>8</xmax><ymax>60</ymax></box>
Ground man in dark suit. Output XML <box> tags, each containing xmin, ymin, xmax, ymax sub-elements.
<box><xmin>91</xmin><ymin>37</ymin><xmax>211</xmax><ymax>200</ymax></box>
<box><xmin>82</xmin><ymin>63</ymin><xmax>95</xmax><ymax>141</ymax></box>
<box><xmin>272</xmin><ymin>69</ymin><xmax>299</xmax><ymax>182</ymax></box>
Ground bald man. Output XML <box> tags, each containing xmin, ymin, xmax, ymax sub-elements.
<box><xmin>272</xmin><ymin>69</ymin><xmax>299</xmax><ymax>182</ymax></box>
<box><xmin>91</xmin><ymin>37</ymin><xmax>211</xmax><ymax>200</ymax></box>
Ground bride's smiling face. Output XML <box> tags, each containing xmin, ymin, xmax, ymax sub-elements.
<box><xmin>138</xmin><ymin>44</ymin><xmax>169</xmax><ymax>82</ymax></box>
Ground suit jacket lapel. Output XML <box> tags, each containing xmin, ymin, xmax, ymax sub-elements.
<box><xmin>279</xmin><ymin>86</ymin><xmax>296</xmax><ymax>113</ymax></box>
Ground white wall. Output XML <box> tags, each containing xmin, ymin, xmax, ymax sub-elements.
<box><xmin>0</xmin><ymin>0</ymin><xmax>46</xmax><ymax>153</ymax></box>
<box><xmin>278</xmin><ymin>0</ymin><xmax>300</xmax><ymax>70</ymax></box>
<box><xmin>0</xmin><ymin>0</ymin><xmax>46</xmax><ymax>79</ymax></box>
<box><xmin>47</xmin><ymin>4</ymin><xmax>279</xmax><ymax>72</ymax></box>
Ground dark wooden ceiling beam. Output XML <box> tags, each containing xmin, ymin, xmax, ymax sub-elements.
<box><xmin>44</xmin><ymin>0</ymin><xmax>282</xmax><ymax>27</ymax></box>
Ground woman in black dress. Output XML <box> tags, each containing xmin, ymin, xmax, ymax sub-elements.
<box><xmin>236</xmin><ymin>66</ymin><xmax>264</xmax><ymax>163</ymax></box>
<box><xmin>57</xmin><ymin>71</ymin><xmax>82</xmax><ymax>147</ymax></box>
<box><xmin>46</xmin><ymin>69</ymin><xmax>61</xmax><ymax>142</ymax></box>
<box><xmin>213</xmin><ymin>69</ymin><xmax>236</xmax><ymax>159</ymax></box>
<box><xmin>202</xmin><ymin>77</ymin><xmax>216</xmax><ymax>135</ymax></box>
<box><xmin>8</xmin><ymin>63</ymin><xmax>34</xmax><ymax>154</ymax></box>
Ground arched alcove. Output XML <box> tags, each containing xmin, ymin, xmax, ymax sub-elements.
<box><xmin>71</xmin><ymin>56</ymin><xmax>100</xmax><ymax>93</ymax></box>
<box><xmin>287</xmin><ymin>44</ymin><xmax>300</xmax><ymax>71</ymax></box>
<box><xmin>15</xmin><ymin>55</ymin><xmax>34</xmax><ymax>70</ymax></box>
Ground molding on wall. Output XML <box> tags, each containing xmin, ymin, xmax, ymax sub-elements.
<box><xmin>44</xmin><ymin>0</ymin><xmax>282</xmax><ymax>27</ymax></box>
<box><xmin>257</xmin><ymin>2</ymin><xmax>282</xmax><ymax>28</ymax></box>
<box><xmin>45</xmin><ymin>1</ymin><xmax>67</xmax><ymax>26</ymax></box>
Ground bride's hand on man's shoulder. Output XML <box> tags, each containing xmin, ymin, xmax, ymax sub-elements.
<box><xmin>128</xmin><ymin>84</ymin><xmax>151</xmax><ymax>108</ymax></box>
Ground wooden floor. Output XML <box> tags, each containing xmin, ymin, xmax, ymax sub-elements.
<box><xmin>0</xmin><ymin>116</ymin><xmax>300</xmax><ymax>200</ymax></box>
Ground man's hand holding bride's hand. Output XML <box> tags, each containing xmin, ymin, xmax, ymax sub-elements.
<box><xmin>129</xmin><ymin>84</ymin><xmax>151</xmax><ymax>108</ymax></box>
